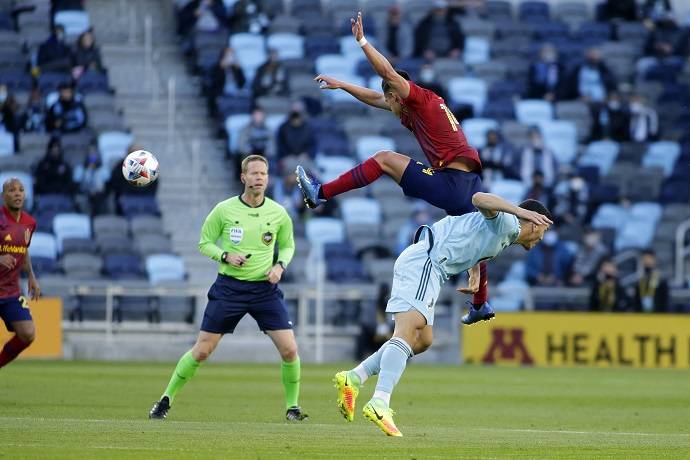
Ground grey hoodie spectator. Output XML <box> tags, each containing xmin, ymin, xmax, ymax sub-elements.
<box><xmin>628</xmin><ymin>94</ymin><xmax>659</xmax><ymax>142</ymax></box>
<box><xmin>570</xmin><ymin>228</ymin><xmax>608</xmax><ymax>286</ymax></box>
<box><xmin>380</xmin><ymin>6</ymin><xmax>414</xmax><ymax>60</ymax></box>
<box><xmin>527</xmin><ymin>44</ymin><xmax>564</xmax><ymax>101</ymax></box>
<box><xmin>520</xmin><ymin>127</ymin><xmax>557</xmax><ymax>188</ymax></box>
<box><xmin>413</xmin><ymin>0</ymin><xmax>464</xmax><ymax>59</ymax></box>
<box><xmin>251</xmin><ymin>49</ymin><xmax>287</xmax><ymax>99</ymax></box>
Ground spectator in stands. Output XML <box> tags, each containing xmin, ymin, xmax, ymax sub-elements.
<box><xmin>642</xmin><ymin>0</ymin><xmax>673</xmax><ymax>22</ymax></box>
<box><xmin>591</xmin><ymin>91</ymin><xmax>630</xmax><ymax>141</ymax></box>
<box><xmin>34</xmin><ymin>136</ymin><xmax>76</xmax><ymax>195</ymax></box>
<box><xmin>0</xmin><ymin>84</ymin><xmax>20</xmax><ymax>152</ymax></box>
<box><xmin>228</xmin><ymin>0</ymin><xmax>269</xmax><ymax>34</ymax></box>
<box><xmin>35</xmin><ymin>24</ymin><xmax>73</xmax><ymax>74</ymax></box>
<box><xmin>524</xmin><ymin>172</ymin><xmax>554</xmax><ymax>211</ymax></box>
<box><xmin>416</xmin><ymin>63</ymin><xmax>446</xmax><ymax>101</ymax></box>
<box><xmin>632</xmin><ymin>249</ymin><xmax>670</xmax><ymax>312</ymax></box>
<box><xmin>644</xmin><ymin>14</ymin><xmax>682</xmax><ymax>59</ymax></box>
<box><xmin>45</xmin><ymin>82</ymin><xmax>88</xmax><ymax>133</ymax></box>
<box><xmin>271</xmin><ymin>159</ymin><xmax>306</xmax><ymax>219</ymax></box>
<box><xmin>520</xmin><ymin>127</ymin><xmax>557</xmax><ymax>188</ymax></box>
<box><xmin>178</xmin><ymin>0</ymin><xmax>227</xmax><ymax>36</ymax></box>
<box><xmin>72</xmin><ymin>29</ymin><xmax>104</xmax><ymax>78</ymax></box>
<box><xmin>566</xmin><ymin>48</ymin><xmax>616</xmax><ymax>104</ymax></box>
<box><xmin>553</xmin><ymin>171</ymin><xmax>589</xmax><ymax>224</ymax></box>
<box><xmin>277</xmin><ymin>101</ymin><xmax>316</xmax><ymax>165</ymax></box>
<box><xmin>380</xmin><ymin>5</ymin><xmax>413</xmax><ymax>60</ymax></box>
<box><xmin>526</xmin><ymin>229</ymin><xmax>572</xmax><ymax>287</ymax></box>
<box><xmin>20</xmin><ymin>88</ymin><xmax>46</xmax><ymax>133</ymax></box>
<box><xmin>589</xmin><ymin>258</ymin><xmax>628</xmax><ymax>311</ymax></box>
<box><xmin>238</xmin><ymin>107</ymin><xmax>273</xmax><ymax>160</ymax></box>
<box><xmin>209</xmin><ymin>47</ymin><xmax>247</xmax><ymax>103</ymax></box>
<box><xmin>396</xmin><ymin>203</ymin><xmax>432</xmax><ymax>255</ymax></box>
<box><xmin>527</xmin><ymin>43</ymin><xmax>564</xmax><ymax>101</ymax></box>
<box><xmin>251</xmin><ymin>49</ymin><xmax>287</xmax><ymax>100</ymax></box>
<box><xmin>73</xmin><ymin>142</ymin><xmax>105</xmax><ymax>212</ymax></box>
<box><xmin>600</xmin><ymin>0</ymin><xmax>638</xmax><ymax>21</ymax></box>
<box><xmin>479</xmin><ymin>129</ymin><xmax>517</xmax><ymax>187</ymax></box>
<box><xmin>569</xmin><ymin>228</ymin><xmax>608</xmax><ymax>286</ymax></box>
<box><xmin>628</xmin><ymin>94</ymin><xmax>659</xmax><ymax>142</ymax></box>
<box><xmin>413</xmin><ymin>0</ymin><xmax>464</xmax><ymax>60</ymax></box>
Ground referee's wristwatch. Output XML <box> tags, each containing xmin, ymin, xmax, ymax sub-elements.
<box><xmin>277</xmin><ymin>261</ymin><xmax>286</xmax><ymax>271</ymax></box>
<box><xmin>221</xmin><ymin>252</ymin><xmax>229</xmax><ymax>263</ymax></box>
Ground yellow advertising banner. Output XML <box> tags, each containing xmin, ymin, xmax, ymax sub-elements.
<box><xmin>0</xmin><ymin>297</ymin><xmax>62</xmax><ymax>359</ymax></box>
<box><xmin>463</xmin><ymin>312</ymin><xmax>690</xmax><ymax>369</ymax></box>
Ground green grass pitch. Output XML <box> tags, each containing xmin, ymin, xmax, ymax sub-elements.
<box><xmin>0</xmin><ymin>361</ymin><xmax>688</xmax><ymax>459</ymax></box>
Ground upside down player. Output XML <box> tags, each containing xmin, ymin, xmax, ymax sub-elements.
<box><xmin>0</xmin><ymin>178</ymin><xmax>40</xmax><ymax>370</ymax></box>
<box><xmin>296</xmin><ymin>11</ymin><xmax>494</xmax><ymax>329</ymax></box>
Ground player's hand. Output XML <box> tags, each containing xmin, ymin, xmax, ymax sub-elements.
<box><xmin>515</xmin><ymin>207</ymin><xmax>553</xmax><ymax>227</ymax></box>
<box><xmin>226</xmin><ymin>254</ymin><xmax>248</xmax><ymax>267</ymax></box>
<box><xmin>266</xmin><ymin>264</ymin><xmax>284</xmax><ymax>284</ymax></box>
<box><xmin>314</xmin><ymin>74</ymin><xmax>343</xmax><ymax>90</ymax></box>
<box><xmin>28</xmin><ymin>275</ymin><xmax>41</xmax><ymax>301</ymax></box>
<box><xmin>0</xmin><ymin>254</ymin><xmax>16</xmax><ymax>270</ymax></box>
<box><xmin>351</xmin><ymin>11</ymin><xmax>364</xmax><ymax>41</ymax></box>
<box><xmin>457</xmin><ymin>264</ymin><xmax>480</xmax><ymax>294</ymax></box>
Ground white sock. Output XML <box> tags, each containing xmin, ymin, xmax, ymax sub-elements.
<box><xmin>353</xmin><ymin>364</ymin><xmax>369</xmax><ymax>384</ymax></box>
<box><xmin>373</xmin><ymin>390</ymin><xmax>391</xmax><ymax>405</ymax></box>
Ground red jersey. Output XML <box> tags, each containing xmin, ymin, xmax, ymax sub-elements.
<box><xmin>399</xmin><ymin>81</ymin><xmax>482</xmax><ymax>171</ymax></box>
<box><xmin>0</xmin><ymin>206</ymin><xmax>36</xmax><ymax>298</ymax></box>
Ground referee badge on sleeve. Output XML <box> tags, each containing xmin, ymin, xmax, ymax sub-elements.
<box><xmin>229</xmin><ymin>227</ymin><xmax>243</xmax><ymax>244</ymax></box>
<box><xmin>262</xmin><ymin>232</ymin><xmax>274</xmax><ymax>245</ymax></box>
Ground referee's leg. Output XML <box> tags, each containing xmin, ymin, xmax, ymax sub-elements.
<box><xmin>267</xmin><ymin>329</ymin><xmax>308</xmax><ymax>420</ymax></box>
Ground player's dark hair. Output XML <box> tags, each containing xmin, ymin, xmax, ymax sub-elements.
<box><xmin>518</xmin><ymin>199</ymin><xmax>552</xmax><ymax>222</ymax></box>
<box><xmin>381</xmin><ymin>69</ymin><xmax>411</xmax><ymax>94</ymax></box>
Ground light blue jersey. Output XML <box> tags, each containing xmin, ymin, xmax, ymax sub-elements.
<box><xmin>386</xmin><ymin>211</ymin><xmax>520</xmax><ymax>325</ymax></box>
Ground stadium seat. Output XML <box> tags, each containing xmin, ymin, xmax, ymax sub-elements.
<box><xmin>118</xmin><ymin>196</ymin><xmax>160</xmax><ymax>218</ymax></box>
<box><xmin>304</xmin><ymin>35</ymin><xmax>340</xmax><ymax>59</ymax></box>
<box><xmin>642</xmin><ymin>141</ymin><xmax>681</xmax><ymax>177</ymax></box>
<box><xmin>537</xmin><ymin>120</ymin><xmax>577</xmax><ymax>164</ymax></box>
<box><xmin>356</xmin><ymin>135</ymin><xmax>395</xmax><ymax>162</ymax></box>
<box><xmin>327</xmin><ymin>258</ymin><xmax>368</xmax><ymax>282</ymax></box>
<box><xmin>268</xmin><ymin>15</ymin><xmax>301</xmax><ymax>35</ymax></box>
<box><xmin>459</xmin><ymin>17</ymin><xmax>496</xmax><ymax>39</ymax></box>
<box><xmin>533</xmin><ymin>20</ymin><xmax>570</xmax><ymax>42</ymax></box>
<box><xmin>305</xmin><ymin>217</ymin><xmax>345</xmax><ymax>245</ymax></box>
<box><xmin>229</xmin><ymin>33</ymin><xmax>265</xmax><ymax>53</ymax></box>
<box><xmin>631</xmin><ymin>202</ymin><xmax>662</xmax><ymax>223</ymax></box>
<box><xmin>515</xmin><ymin>99</ymin><xmax>554</xmax><ymax>124</ymax></box>
<box><xmin>316</xmin><ymin>131</ymin><xmax>350</xmax><ymax>156</ymax></box>
<box><xmin>340</xmin><ymin>198</ymin><xmax>382</xmax><ymax>226</ymax></box>
<box><xmin>591</xmin><ymin>204</ymin><xmax>627</xmax><ymax>231</ymax></box>
<box><xmin>489</xmin><ymin>179</ymin><xmax>526</xmax><ymax>204</ymax></box>
<box><xmin>146</xmin><ymin>254</ymin><xmax>186</xmax><ymax>285</ymax></box>
<box><xmin>315</xmin><ymin>155</ymin><xmax>355</xmax><ymax>182</ymax></box>
<box><xmin>266</xmin><ymin>33</ymin><xmax>304</xmax><ymax>60</ymax></box>
<box><xmin>492</xmin><ymin>280</ymin><xmax>529</xmax><ymax>311</ymax></box>
<box><xmin>519</xmin><ymin>1</ymin><xmax>550</xmax><ymax>21</ymax></box>
<box><xmin>472</xmin><ymin>61</ymin><xmax>508</xmax><ymax>85</ymax></box>
<box><xmin>463</xmin><ymin>36</ymin><xmax>490</xmax><ymax>65</ymax></box>
<box><xmin>660</xmin><ymin>179</ymin><xmax>690</xmax><ymax>204</ymax></box>
<box><xmin>485</xmin><ymin>0</ymin><xmax>512</xmax><ymax>18</ymax></box>
<box><xmin>0</xmin><ymin>171</ymin><xmax>33</xmax><ymax>209</ymax></box>
<box><xmin>97</xmin><ymin>235</ymin><xmax>135</xmax><ymax>255</ymax></box>
<box><xmin>462</xmin><ymin>118</ymin><xmax>499</xmax><ymax>149</ymax></box>
<box><xmin>61</xmin><ymin>237</ymin><xmax>98</xmax><ymax>255</ymax></box>
<box><xmin>93</xmin><ymin>215</ymin><xmax>129</xmax><ymax>238</ymax></box>
<box><xmin>104</xmin><ymin>254</ymin><xmax>143</xmax><ymax>279</ymax></box>
<box><xmin>615</xmin><ymin>218</ymin><xmax>658</xmax><ymax>251</ymax></box>
<box><xmin>53</xmin><ymin>213</ymin><xmax>91</xmax><ymax>253</ymax></box>
<box><xmin>447</xmin><ymin>77</ymin><xmax>487</xmax><ymax>115</ymax></box>
<box><xmin>0</xmin><ymin>70</ymin><xmax>32</xmax><ymax>92</ymax></box>
<box><xmin>29</xmin><ymin>232</ymin><xmax>58</xmax><ymax>260</ymax></box>
<box><xmin>579</xmin><ymin>140</ymin><xmax>620</xmax><ymax>176</ymax></box>
<box><xmin>76</xmin><ymin>71</ymin><xmax>110</xmax><ymax>93</ymax></box>
<box><xmin>0</xmin><ymin>131</ymin><xmax>13</xmax><ymax>156</ymax></box>
<box><xmin>554</xmin><ymin>1</ymin><xmax>589</xmax><ymax>25</ymax></box>
<box><xmin>135</xmin><ymin>234</ymin><xmax>172</xmax><ymax>256</ymax></box>
<box><xmin>62</xmin><ymin>253</ymin><xmax>103</xmax><ymax>279</ymax></box>
<box><xmin>98</xmin><ymin>131</ymin><xmax>134</xmax><ymax>169</ymax></box>
<box><xmin>224</xmin><ymin>114</ymin><xmax>252</xmax><ymax>153</ymax></box>
<box><xmin>54</xmin><ymin>10</ymin><xmax>90</xmax><ymax>39</ymax></box>
<box><xmin>130</xmin><ymin>215</ymin><xmax>164</xmax><ymax>236</ymax></box>
<box><xmin>482</xmin><ymin>99</ymin><xmax>515</xmax><ymax>121</ymax></box>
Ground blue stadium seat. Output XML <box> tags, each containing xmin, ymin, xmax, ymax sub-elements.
<box><xmin>489</xmin><ymin>79</ymin><xmax>526</xmax><ymax>100</ymax></box>
<box><xmin>340</xmin><ymin>197</ymin><xmax>382</xmax><ymax>226</ymax></box>
<box><xmin>0</xmin><ymin>71</ymin><xmax>32</xmax><ymax>91</ymax></box>
<box><xmin>0</xmin><ymin>171</ymin><xmax>33</xmax><ymax>209</ymax></box>
<box><xmin>315</xmin><ymin>155</ymin><xmax>355</xmax><ymax>182</ymax></box>
<box><xmin>216</xmin><ymin>94</ymin><xmax>252</xmax><ymax>118</ymax></box>
<box><xmin>492</xmin><ymin>280</ymin><xmax>529</xmax><ymax>311</ymax></box>
<box><xmin>532</xmin><ymin>20</ymin><xmax>570</xmax><ymax>41</ymax></box>
<box><xmin>615</xmin><ymin>218</ymin><xmax>657</xmax><ymax>251</ymax></box>
<box><xmin>53</xmin><ymin>213</ymin><xmax>91</xmax><ymax>253</ymax></box>
<box><xmin>486</xmin><ymin>0</ymin><xmax>513</xmax><ymax>18</ymax></box>
<box><xmin>482</xmin><ymin>99</ymin><xmax>515</xmax><ymax>120</ymax></box>
<box><xmin>519</xmin><ymin>1</ymin><xmax>550</xmax><ymax>21</ymax></box>
<box><xmin>304</xmin><ymin>35</ymin><xmax>339</xmax><ymax>59</ymax></box>
<box><xmin>35</xmin><ymin>193</ymin><xmax>75</xmax><ymax>213</ymax></box>
<box><xmin>588</xmin><ymin>183</ymin><xmax>619</xmax><ymax>204</ymax></box>
<box><xmin>490</xmin><ymin>179</ymin><xmax>526</xmax><ymax>204</ymax></box>
<box><xmin>38</xmin><ymin>72</ymin><xmax>72</xmax><ymax>93</ymax></box>
<box><xmin>464</xmin><ymin>36</ymin><xmax>490</xmax><ymax>65</ymax></box>
<box><xmin>62</xmin><ymin>253</ymin><xmax>103</xmax><ymax>279</ymax></box>
<box><xmin>224</xmin><ymin>113</ymin><xmax>251</xmax><ymax>153</ymax></box>
<box><xmin>660</xmin><ymin>179</ymin><xmax>690</xmax><ymax>204</ymax></box>
<box><xmin>537</xmin><ymin>120</ymin><xmax>577</xmax><ymax>164</ymax></box>
<box><xmin>316</xmin><ymin>131</ymin><xmax>350</xmax><ymax>156</ymax></box>
<box><xmin>266</xmin><ymin>33</ymin><xmax>304</xmax><ymax>60</ymax></box>
<box><xmin>32</xmin><ymin>257</ymin><xmax>59</xmax><ymax>275</ymax></box>
<box><xmin>631</xmin><ymin>202</ymin><xmax>662</xmax><ymax>222</ymax></box>
<box><xmin>229</xmin><ymin>33</ymin><xmax>265</xmax><ymax>53</ymax></box>
<box><xmin>0</xmin><ymin>131</ymin><xmax>13</xmax><ymax>156</ymax></box>
<box><xmin>119</xmin><ymin>196</ymin><xmax>160</xmax><ymax>217</ymax></box>
<box><xmin>579</xmin><ymin>141</ymin><xmax>620</xmax><ymax>176</ymax></box>
<box><xmin>54</xmin><ymin>10</ymin><xmax>90</xmax><ymax>39</ymax></box>
<box><xmin>642</xmin><ymin>141</ymin><xmax>681</xmax><ymax>177</ymax></box>
<box><xmin>324</xmin><ymin>242</ymin><xmax>355</xmax><ymax>260</ymax></box>
<box><xmin>146</xmin><ymin>254</ymin><xmax>186</xmax><ymax>285</ymax></box>
<box><xmin>447</xmin><ymin>77</ymin><xmax>487</xmax><ymax>115</ymax></box>
<box><xmin>591</xmin><ymin>204</ymin><xmax>627</xmax><ymax>231</ymax></box>
<box><xmin>577</xmin><ymin>21</ymin><xmax>611</xmax><ymax>43</ymax></box>
<box><xmin>98</xmin><ymin>131</ymin><xmax>134</xmax><ymax>170</ymax></box>
<box><xmin>97</xmin><ymin>235</ymin><xmax>135</xmax><ymax>255</ymax></box>
<box><xmin>356</xmin><ymin>135</ymin><xmax>395</xmax><ymax>162</ymax></box>
<box><xmin>462</xmin><ymin>118</ymin><xmax>499</xmax><ymax>149</ymax></box>
<box><xmin>104</xmin><ymin>254</ymin><xmax>143</xmax><ymax>279</ymax></box>
<box><xmin>93</xmin><ymin>215</ymin><xmax>129</xmax><ymax>238</ymax></box>
<box><xmin>30</xmin><ymin>232</ymin><xmax>58</xmax><ymax>261</ymax></box>
<box><xmin>76</xmin><ymin>71</ymin><xmax>109</xmax><ymax>93</ymax></box>
<box><xmin>577</xmin><ymin>165</ymin><xmax>600</xmax><ymax>185</ymax></box>
<box><xmin>327</xmin><ymin>258</ymin><xmax>368</xmax><ymax>282</ymax></box>
<box><xmin>515</xmin><ymin>99</ymin><xmax>554</xmax><ymax>124</ymax></box>
<box><xmin>315</xmin><ymin>54</ymin><xmax>358</xmax><ymax>78</ymax></box>
<box><xmin>305</xmin><ymin>217</ymin><xmax>345</xmax><ymax>245</ymax></box>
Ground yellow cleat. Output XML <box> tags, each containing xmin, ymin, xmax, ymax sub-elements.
<box><xmin>333</xmin><ymin>371</ymin><xmax>359</xmax><ymax>422</ymax></box>
<box><xmin>362</xmin><ymin>399</ymin><xmax>403</xmax><ymax>437</ymax></box>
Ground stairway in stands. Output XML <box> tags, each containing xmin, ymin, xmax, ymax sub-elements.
<box><xmin>86</xmin><ymin>0</ymin><xmax>237</xmax><ymax>286</ymax></box>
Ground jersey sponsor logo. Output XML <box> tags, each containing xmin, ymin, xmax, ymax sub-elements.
<box><xmin>482</xmin><ymin>328</ymin><xmax>535</xmax><ymax>364</ymax></box>
<box><xmin>262</xmin><ymin>232</ymin><xmax>274</xmax><ymax>245</ymax></box>
<box><xmin>229</xmin><ymin>227</ymin><xmax>244</xmax><ymax>245</ymax></box>
<box><xmin>422</xmin><ymin>167</ymin><xmax>434</xmax><ymax>176</ymax></box>
<box><xmin>1</xmin><ymin>244</ymin><xmax>26</xmax><ymax>254</ymax></box>
<box><xmin>24</xmin><ymin>228</ymin><xmax>30</xmax><ymax>244</ymax></box>
<box><xmin>4</xmin><ymin>234</ymin><xmax>10</xmax><ymax>241</ymax></box>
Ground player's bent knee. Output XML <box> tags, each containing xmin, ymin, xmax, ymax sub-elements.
<box><xmin>191</xmin><ymin>343</ymin><xmax>215</xmax><ymax>362</ymax></box>
<box><xmin>17</xmin><ymin>330</ymin><xmax>35</xmax><ymax>344</ymax></box>
<box><xmin>279</xmin><ymin>344</ymin><xmax>298</xmax><ymax>362</ymax></box>
<box><xmin>372</xmin><ymin>150</ymin><xmax>394</xmax><ymax>166</ymax></box>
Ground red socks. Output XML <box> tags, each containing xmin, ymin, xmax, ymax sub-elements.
<box><xmin>321</xmin><ymin>157</ymin><xmax>384</xmax><ymax>200</ymax></box>
<box><xmin>0</xmin><ymin>335</ymin><xmax>31</xmax><ymax>368</ymax></box>
<box><xmin>472</xmin><ymin>262</ymin><xmax>489</xmax><ymax>307</ymax></box>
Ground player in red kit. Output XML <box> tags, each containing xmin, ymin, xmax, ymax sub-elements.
<box><xmin>295</xmin><ymin>11</ymin><xmax>493</xmax><ymax>328</ymax></box>
<box><xmin>0</xmin><ymin>178</ymin><xmax>40</xmax><ymax>369</ymax></box>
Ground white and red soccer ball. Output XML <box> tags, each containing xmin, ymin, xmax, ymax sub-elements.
<box><xmin>122</xmin><ymin>150</ymin><xmax>159</xmax><ymax>187</ymax></box>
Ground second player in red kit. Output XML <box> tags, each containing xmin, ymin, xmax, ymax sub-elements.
<box><xmin>295</xmin><ymin>11</ymin><xmax>493</xmax><ymax>326</ymax></box>
<box><xmin>0</xmin><ymin>178</ymin><xmax>40</xmax><ymax>370</ymax></box>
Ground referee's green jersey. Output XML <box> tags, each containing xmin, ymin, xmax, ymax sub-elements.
<box><xmin>198</xmin><ymin>196</ymin><xmax>295</xmax><ymax>281</ymax></box>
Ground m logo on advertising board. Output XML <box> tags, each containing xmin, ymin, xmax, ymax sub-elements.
<box><xmin>481</xmin><ymin>328</ymin><xmax>534</xmax><ymax>364</ymax></box>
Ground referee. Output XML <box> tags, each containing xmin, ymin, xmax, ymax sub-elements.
<box><xmin>150</xmin><ymin>155</ymin><xmax>307</xmax><ymax>421</ymax></box>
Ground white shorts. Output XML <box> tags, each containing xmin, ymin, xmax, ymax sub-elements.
<box><xmin>386</xmin><ymin>242</ymin><xmax>441</xmax><ymax>326</ymax></box>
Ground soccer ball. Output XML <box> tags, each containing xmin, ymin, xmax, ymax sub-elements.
<box><xmin>122</xmin><ymin>150</ymin><xmax>159</xmax><ymax>187</ymax></box>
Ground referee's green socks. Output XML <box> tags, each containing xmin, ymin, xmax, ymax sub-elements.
<box><xmin>281</xmin><ymin>356</ymin><xmax>301</xmax><ymax>409</ymax></box>
<box><xmin>163</xmin><ymin>350</ymin><xmax>201</xmax><ymax>403</ymax></box>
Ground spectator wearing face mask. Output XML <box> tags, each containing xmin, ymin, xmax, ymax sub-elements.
<box><xmin>591</xmin><ymin>91</ymin><xmax>630</xmax><ymax>141</ymax></box>
<box><xmin>238</xmin><ymin>107</ymin><xmax>273</xmax><ymax>159</ymax></box>
<box><xmin>524</xmin><ymin>171</ymin><xmax>554</xmax><ymax>210</ymax></box>
<box><xmin>416</xmin><ymin>63</ymin><xmax>446</xmax><ymax>101</ymax></box>
<box><xmin>21</xmin><ymin>88</ymin><xmax>46</xmax><ymax>133</ymax></box>
<box><xmin>526</xmin><ymin>229</ymin><xmax>573</xmax><ymax>287</ymax></box>
<box><xmin>178</xmin><ymin>0</ymin><xmax>227</xmax><ymax>36</ymax></box>
<box><xmin>628</xmin><ymin>94</ymin><xmax>659</xmax><ymax>142</ymax></box>
<box><xmin>553</xmin><ymin>172</ymin><xmax>589</xmax><ymax>224</ymax></box>
<box><xmin>380</xmin><ymin>5</ymin><xmax>414</xmax><ymax>60</ymax></box>
<box><xmin>228</xmin><ymin>0</ymin><xmax>269</xmax><ymax>34</ymax></box>
<box><xmin>35</xmin><ymin>24</ymin><xmax>74</xmax><ymax>74</ymax></box>
<box><xmin>251</xmin><ymin>49</ymin><xmax>287</xmax><ymax>100</ymax></box>
<box><xmin>570</xmin><ymin>228</ymin><xmax>608</xmax><ymax>286</ymax></box>
<box><xmin>590</xmin><ymin>258</ymin><xmax>629</xmax><ymax>311</ymax></box>
<box><xmin>209</xmin><ymin>47</ymin><xmax>247</xmax><ymax>103</ymax></box>
<box><xmin>34</xmin><ymin>136</ymin><xmax>77</xmax><ymax>195</ymax></box>
<box><xmin>45</xmin><ymin>82</ymin><xmax>88</xmax><ymax>133</ymax></box>
<box><xmin>479</xmin><ymin>129</ymin><xmax>518</xmax><ymax>187</ymax></box>
<box><xmin>520</xmin><ymin>127</ymin><xmax>558</xmax><ymax>188</ymax></box>
<box><xmin>565</xmin><ymin>48</ymin><xmax>617</xmax><ymax>104</ymax></box>
<box><xmin>276</xmin><ymin>101</ymin><xmax>316</xmax><ymax>165</ymax></box>
<box><xmin>632</xmin><ymin>250</ymin><xmax>669</xmax><ymax>313</ymax></box>
<box><xmin>527</xmin><ymin>43</ymin><xmax>564</xmax><ymax>101</ymax></box>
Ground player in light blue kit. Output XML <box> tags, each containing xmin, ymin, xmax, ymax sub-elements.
<box><xmin>334</xmin><ymin>192</ymin><xmax>553</xmax><ymax>436</ymax></box>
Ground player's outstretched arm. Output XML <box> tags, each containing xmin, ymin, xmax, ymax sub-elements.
<box><xmin>315</xmin><ymin>74</ymin><xmax>389</xmax><ymax>110</ymax></box>
<box><xmin>457</xmin><ymin>264</ymin><xmax>480</xmax><ymax>294</ymax></box>
<box><xmin>472</xmin><ymin>192</ymin><xmax>553</xmax><ymax>227</ymax></box>
<box><xmin>351</xmin><ymin>11</ymin><xmax>410</xmax><ymax>99</ymax></box>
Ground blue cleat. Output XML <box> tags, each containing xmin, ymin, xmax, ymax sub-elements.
<box><xmin>461</xmin><ymin>301</ymin><xmax>495</xmax><ymax>325</ymax></box>
<box><xmin>295</xmin><ymin>165</ymin><xmax>326</xmax><ymax>209</ymax></box>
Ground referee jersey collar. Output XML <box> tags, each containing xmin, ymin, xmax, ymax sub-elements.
<box><xmin>239</xmin><ymin>194</ymin><xmax>266</xmax><ymax>208</ymax></box>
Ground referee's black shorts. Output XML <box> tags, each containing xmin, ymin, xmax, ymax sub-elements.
<box><xmin>201</xmin><ymin>274</ymin><xmax>292</xmax><ymax>334</ymax></box>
